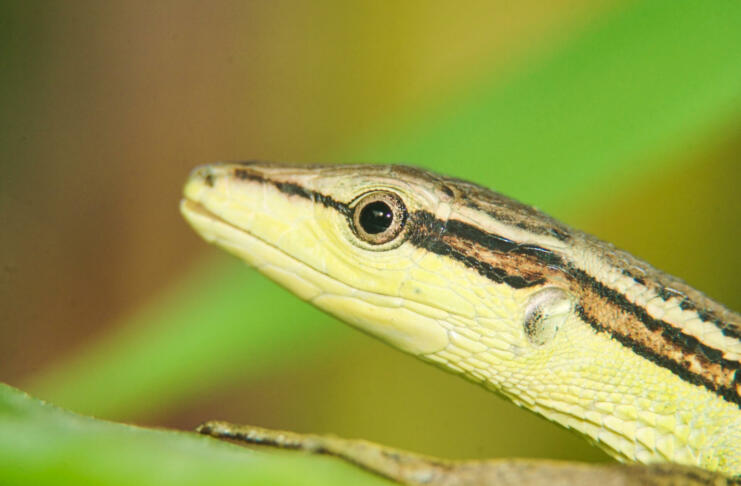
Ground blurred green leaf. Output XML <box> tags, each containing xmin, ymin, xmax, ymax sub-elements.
<box><xmin>0</xmin><ymin>383</ymin><xmax>392</xmax><ymax>486</ymax></box>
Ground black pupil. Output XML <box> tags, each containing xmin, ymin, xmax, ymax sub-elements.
<box><xmin>359</xmin><ymin>201</ymin><xmax>393</xmax><ymax>234</ymax></box>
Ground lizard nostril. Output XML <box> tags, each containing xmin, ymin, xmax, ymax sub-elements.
<box><xmin>189</xmin><ymin>165</ymin><xmax>215</xmax><ymax>187</ymax></box>
<box><xmin>203</xmin><ymin>170</ymin><xmax>214</xmax><ymax>187</ymax></box>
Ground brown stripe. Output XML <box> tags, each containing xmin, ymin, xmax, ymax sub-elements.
<box><xmin>407</xmin><ymin>211</ymin><xmax>545</xmax><ymax>289</ymax></box>
<box><xmin>576</xmin><ymin>303</ymin><xmax>740</xmax><ymax>407</ymax></box>
<box><xmin>569</xmin><ymin>268</ymin><xmax>739</xmax><ymax>370</ymax></box>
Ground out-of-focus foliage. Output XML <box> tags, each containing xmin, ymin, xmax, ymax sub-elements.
<box><xmin>2</xmin><ymin>0</ymin><xmax>740</xmax><ymax>484</ymax></box>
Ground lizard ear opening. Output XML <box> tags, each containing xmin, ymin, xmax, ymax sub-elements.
<box><xmin>523</xmin><ymin>287</ymin><xmax>573</xmax><ymax>346</ymax></box>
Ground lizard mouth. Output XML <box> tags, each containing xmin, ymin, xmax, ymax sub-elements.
<box><xmin>180</xmin><ymin>198</ymin><xmax>231</xmax><ymax>228</ymax></box>
<box><xmin>179</xmin><ymin>197</ymin><xmax>284</xmax><ymax>264</ymax></box>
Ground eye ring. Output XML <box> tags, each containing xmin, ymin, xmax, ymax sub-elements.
<box><xmin>351</xmin><ymin>191</ymin><xmax>407</xmax><ymax>245</ymax></box>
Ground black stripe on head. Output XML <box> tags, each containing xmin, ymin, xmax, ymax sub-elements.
<box><xmin>232</xmin><ymin>170</ymin><xmax>548</xmax><ymax>289</ymax></box>
<box><xmin>234</xmin><ymin>168</ymin><xmax>352</xmax><ymax>218</ymax></box>
<box><xmin>445</xmin><ymin>220</ymin><xmax>566</xmax><ymax>268</ymax></box>
<box><xmin>407</xmin><ymin>211</ymin><xmax>545</xmax><ymax>289</ymax></box>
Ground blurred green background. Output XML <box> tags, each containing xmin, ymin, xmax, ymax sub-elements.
<box><xmin>1</xmin><ymin>0</ymin><xmax>740</xmax><ymax>482</ymax></box>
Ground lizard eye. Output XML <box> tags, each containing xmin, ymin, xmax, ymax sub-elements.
<box><xmin>352</xmin><ymin>191</ymin><xmax>407</xmax><ymax>245</ymax></box>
